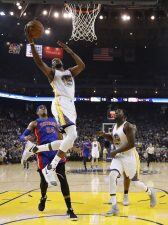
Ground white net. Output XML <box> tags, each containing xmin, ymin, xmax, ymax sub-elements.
<box><xmin>65</xmin><ymin>3</ymin><xmax>101</xmax><ymax>42</ymax></box>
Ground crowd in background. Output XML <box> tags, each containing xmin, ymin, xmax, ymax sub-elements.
<box><xmin>0</xmin><ymin>100</ymin><xmax>167</xmax><ymax>164</ymax></box>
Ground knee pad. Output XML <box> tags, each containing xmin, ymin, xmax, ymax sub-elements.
<box><xmin>109</xmin><ymin>170</ymin><xmax>120</xmax><ymax>181</ymax></box>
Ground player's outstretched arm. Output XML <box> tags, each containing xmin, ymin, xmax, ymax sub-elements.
<box><xmin>20</xmin><ymin>121</ymin><xmax>37</xmax><ymax>142</ymax></box>
<box><xmin>25</xmin><ymin>26</ymin><xmax>54</xmax><ymax>83</ymax></box>
<box><xmin>57</xmin><ymin>40</ymin><xmax>85</xmax><ymax>77</ymax></box>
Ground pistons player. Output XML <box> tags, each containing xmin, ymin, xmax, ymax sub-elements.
<box><xmin>82</xmin><ymin>137</ymin><xmax>91</xmax><ymax>171</ymax></box>
<box><xmin>20</xmin><ymin>105</ymin><xmax>78</xmax><ymax>220</ymax></box>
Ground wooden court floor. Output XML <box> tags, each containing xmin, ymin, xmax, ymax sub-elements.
<box><xmin>0</xmin><ymin>162</ymin><xmax>168</xmax><ymax>225</ymax></box>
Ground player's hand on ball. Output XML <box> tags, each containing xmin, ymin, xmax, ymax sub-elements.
<box><xmin>57</xmin><ymin>40</ymin><xmax>73</xmax><ymax>54</ymax></box>
<box><xmin>24</xmin><ymin>25</ymin><xmax>33</xmax><ymax>43</ymax></box>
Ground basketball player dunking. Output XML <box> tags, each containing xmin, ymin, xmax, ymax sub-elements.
<box><xmin>23</xmin><ymin>27</ymin><xmax>85</xmax><ymax>186</ymax></box>
<box><xmin>20</xmin><ymin>105</ymin><xmax>78</xmax><ymax>220</ymax></box>
<box><xmin>99</xmin><ymin>109</ymin><xmax>156</xmax><ymax>216</ymax></box>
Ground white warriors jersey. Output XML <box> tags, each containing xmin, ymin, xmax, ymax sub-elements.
<box><xmin>112</xmin><ymin>121</ymin><xmax>135</xmax><ymax>155</ymax></box>
<box><xmin>50</xmin><ymin>69</ymin><xmax>75</xmax><ymax>100</ymax></box>
<box><xmin>92</xmin><ymin>141</ymin><xmax>99</xmax><ymax>152</ymax></box>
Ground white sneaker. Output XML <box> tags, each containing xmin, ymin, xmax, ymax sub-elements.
<box><xmin>123</xmin><ymin>194</ymin><xmax>130</xmax><ymax>206</ymax></box>
<box><xmin>149</xmin><ymin>188</ymin><xmax>157</xmax><ymax>207</ymax></box>
<box><xmin>21</xmin><ymin>141</ymin><xmax>37</xmax><ymax>164</ymax></box>
<box><xmin>42</xmin><ymin>164</ymin><xmax>57</xmax><ymax>186</ymax></box>
<box><xmin>105</xmin><ymin>204</ymin><xmax>119</xmax><ymax>216</ymax></box>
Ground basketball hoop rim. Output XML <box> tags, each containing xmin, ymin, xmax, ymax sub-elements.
<box><xmin>64</xmin><ymin>3</ymin><xmax>101</xmax><ymax>14</ymax></box>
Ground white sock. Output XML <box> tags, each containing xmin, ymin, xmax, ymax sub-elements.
<box><xmin>51</xmin><ymin>155</ymin><xmax>61</xmax><ymax>168</ymax></box>
<box><xmin>133</xmin><ymin>181</ymin><xmax>151</xmax><ymax>195</ymax></box>
<box><xmin>111</xmin><ymin>195</ymin><xmax>117</xmax><ymax>205</ymax></box>
<box><xmin>124</xmin><ymin>193</ymin><xmax>128</xmax><ymax>197</ymax></box>
<box><xmin>37</xmin><ymin>140</ymin><xmax>62</xmax><ymax>153</ymax></box>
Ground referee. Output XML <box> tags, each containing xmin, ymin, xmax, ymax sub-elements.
<box><xmin>146</xmin><ymin>143</ymin><xmax>155</xmax><ymax>170</ymax></box>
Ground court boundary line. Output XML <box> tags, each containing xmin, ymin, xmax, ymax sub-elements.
<box><xmin>0</xmin><ymin>191</ymin><xmax>8</xmax><ymax>195</ymax></box>
<box><xmin>0</xmin><ymin>213</ymin><xmax>164</xmax><ymax>225</ymax></box>
<box><xmin>0</xmin><ymin>188</ymin><xmax>39</xmax><ymax>207</ymax></box>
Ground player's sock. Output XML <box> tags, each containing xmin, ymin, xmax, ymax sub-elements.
<box><xmin>64</xmin><ymin>195</ymin><xmax>72</xmax><ymax>210</ymax></box>
<box><xmin>146</xmin><ymin>187</ymin><xmax>152</xmax><ymax>195</ymax></box>
<box><xmin>110</xmin><ymin>194</ymin><xmax>117</xmax><ymax>205</ymax></box>
<box><xmin>133</xmin><ymin>181</ymin><xmax>151</xmax><ymax>195</ymax></box>
<box><xmin>51</xmin><ymin>155</ymin><xmax>61</xmax><ymax>168</ymax></box>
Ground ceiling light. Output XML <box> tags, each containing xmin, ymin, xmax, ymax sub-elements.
<box><xmin>45</xmin><ymin>28</ymin><xmax>51</xmax><ymax>34</ymax></box>
<box><xmin>99</xmin><ymin>15</ymin><xmax>103</xmax><ymax>20</ymax></box>
<box><xmin>42</xmin><ymin>10</ymin><xmax>48</xmax><ymax>15</ymax></box>
<box><xmin>150</xmin><ymin>15</ymin><xmax>155</xmax><ymax>20</ymax></box>
<box><xmin>121</xmin><ymin>14</ymin><xmax>131</xmax><ymax>21</ymax></box>
<box><xmin>9</xmin><ymin>11</ymin><xmax>14</xmax><ymax>16</ymax></box>
<box><xmin>0</xmin><ymin>11</ymin><xmax>5</xmax><ymax>16</ymax></box>
<box><xmin>18</xmin><ymin>5</ymin><xmax>22</xmax><ymax>10</ymax></box>
<box><xmin>53</xmin><ymin>12</ymin><xmax>59</xmax><ymax>18</ymax></box>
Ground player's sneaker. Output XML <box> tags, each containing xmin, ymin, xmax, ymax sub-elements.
<box><xmin>38</xmin><ymin>196</ymin><xmax>47</xmax><ymax>211</ymax></box>
<box><xmin>42</xmin><ymin>164</ymin><xmax>57</xmax><ymax>186</ymax></box>
<box><xmin>149</xmin><ymin>188</ymin><xmax>157</xmax><ymax>207</ymax></box>
<box><xmin>67</xmin><ymin>209</ymin><xmax>78</xmax><ymax>221</ymax></box>
<box><xmin>123</xmin><ymin>194</ymin><xmax>130</xmax><ymax>206</ymax></box>
<box><xmin>105</xmin><ymin>204</ymin><xmax>119</xmax><ymax>216</ymax></box>
<box><xmin>21</xmin><ymin>141</ymin><xmax>38</xmax><ymax>164</ymax></box>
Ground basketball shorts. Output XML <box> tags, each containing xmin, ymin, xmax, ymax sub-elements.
<box><xmin>110</xmin><ymin>149</ymin><xmax>140</xmax><ymax>180</ymax></box>
<box><xmin>37</xmin><ymin>151</ymin><xmax>66</xmax><ymax>170</ymax></box>
<box><xmin>91</xmin><ymin>150</ymin><xmax>99</xmax><ymax>159</ymax></box>
<box><xmin>83</xmin><ymin>150</ymin><xmax>90</xmax><ymax>158</ymax></box>
<box><xmin>51</xmin><ymin>96</ymin><xmax>77</xmax><ymax>130</ymax></box>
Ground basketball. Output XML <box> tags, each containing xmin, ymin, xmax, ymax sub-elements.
<box><xmin>26</xmin><ymin>20</ymin><xmax>44</xmax><ymax>39</ymax></box>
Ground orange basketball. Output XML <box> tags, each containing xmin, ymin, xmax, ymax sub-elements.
<box><xmin>26</xmin><ymin>20</ymin><xmax>44</xmax><ymax>39</ymax></box>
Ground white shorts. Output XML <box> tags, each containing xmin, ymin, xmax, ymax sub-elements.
<box><xmin>51</xmin><ymin>96</ymin><xmax>77</xmax><ymax>127</ymax></box>
<box><xmin>91</xmin><ymin>150</ymin><xmax>99</xmax><ymax>159</ymax></box>
<box><xmin>110</xmin><ymin>149</ymin><xmax>140</xmax><ymax>180</ymax></box>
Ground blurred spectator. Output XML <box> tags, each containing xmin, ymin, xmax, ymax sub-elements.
<box><xmin>0</xmin><ymin>101</ymin><xmax>167</xmax><ymax>164</ymax></box>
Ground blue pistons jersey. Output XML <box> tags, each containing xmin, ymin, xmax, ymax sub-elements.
<box><xmin>82</xmin><ymin>141</ymin><xmax>91</xmax><ymax>158</ymax></box>
<box><xmin>34</xmin><ymin>117</ymin><xmax>65</xmax><ymax>170</ymax></box>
